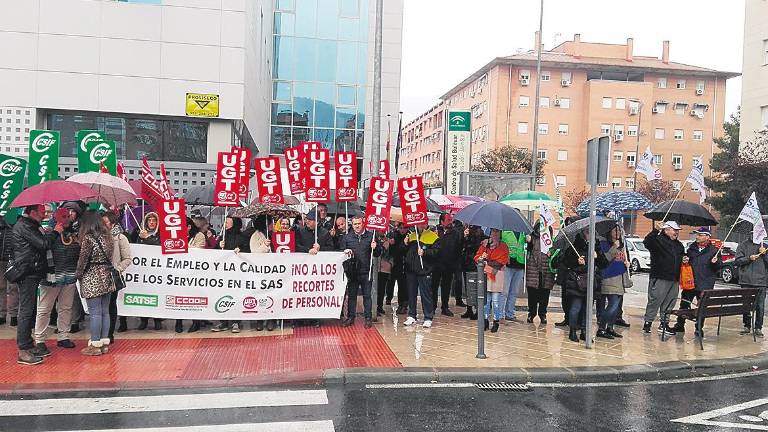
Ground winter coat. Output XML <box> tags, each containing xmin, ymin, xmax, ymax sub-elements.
<box><xmin>643</xmin><ymin>229</ymin><xmax>685</xmax><ymax>282</ymax></box>
<box><xmin>734</xmin><ymin>240</ymin><xmax>768</xmax><ymax>287</ymax></box>
<box><xmin>687</xmin><ymin>242</ymin><xmax>721</xmax><ymax>291</ymax></box>
<box><xmin>339</xmin><ymin>230</ymin><xmax>382</xmax><ymax>276</ymax></box>
<box><xmin>295</xmin><ymin>225</ymin><xmax>334</xmax><ymax>253</ymax></box>
<box><xmin>474</xmin><ymin>239</ymin><xmax>510</xmax><ymax>293</ymax></box>
<box><xmin>404</xmin><ymin>229</ymin><xmax>440</xmax><ymax>276</ymax></box>
<box><xmin>249</xmin><ymin>231</ymin><xmax>271</xmax><ymax>254</ymax></box>
<box><xmin>388</xmin><ymin>230</ymin><xmax>409</xmax><ymax>272</ymax></box>
<box><xmin>221</xmin><ymin>218</ymin><xmax>247</xmax><ymax>251</ymax></box>
<box><xmin>599</xmin><ymin>240</ymin><xmax>627</xmax><ymax>296</ymax></box>
<box><xmin>133</xmin><ymin>212</ymin><xmax>160</xmax><ymax>246</ymax></box>
<box><xmin>0</xmin><ymin>220</ymin><xmax>12</xmax><ymax>263</ymax></box>
<box><xmin>11</xmin><ymin>216</ymin><xmax>55</xmax><ymax>279</ymax></box>
<box><xmin>41</xmin><ymin>230</ymin><xmax>81</xmax><ymax>287</ymax></box>
<box><xmin>525</xmin><ymin>235</ymin><xmax>555</xmax><ymax>290</ymax></box>
<box><xmin>189</xmin><ymin>232</ymin><xmax>206</xmax><ymax>249</ymax></box>
<box><xmin>562</xmin><ymin>236</ymin><xmax>609</xmax><ymax>298</ymax></box>
<box><xmin>111</xmin><ymin>227</ymin><xmax>132</xmax><ymax>273</ymax></box>
<box><xmin>75</xmin><ymin>234</ymin><xmax>115</xmax><ymax>299</ymax></box>
<box><xmin>463</xmin><ymin>230</ymin><xmax>487</xmax><ymax>271</ymax></box>
<box><xmin>434</xmin><ymin>225</ymin><xmax>464</xmax><ymax>270</ymax></box>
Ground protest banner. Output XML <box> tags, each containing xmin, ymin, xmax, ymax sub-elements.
<box><xmin>141</xmin><ymin>158</ymin><xmax>172</xmax><ymax>207</ymax></box>
<box><xmin>214</xmin><ymin>151</ymin><xmax>240</xmax><ymax>207</ymax></box>
<box><xmin>379</xmin><ymin>160</ymin><xmax>391</xmax><ymax>179</ymax></box>
<box><xmin>335</xmin><ymin>151</ymin><xmax>358</xmax><ymax>202</ymax></box>
<box><xmin>254</xmin><ymin>156</ymin><xmax>284</xmax><ymax>203</ymax></box>
<box><xmin>76</xmin><ymin>130</ymin><xmax>116</xmax><ymax>175</ymax></box>
<box><xmin>284</xmin><ymin>146</ymin><xmax>305</xmax><ymax>195</ymax></box>
<box><xmin>232</xmin><ymin>146</ymin><xmax>251</xmax><ymax>202</ymax></box>
<box><xmin>157</xmin><ymin>198</ymin><xmax>188</xmax><ymax>254</ymax></box>
<box><xmin>0</xmin><ymin>155</ymin><xmax>27</xmax><ymax>224</ymax></box>
<box><xmin>539</xmin><ymin>202</ymin><xmax>556</xmax><ymax>254</ymax></box>
<box><xmin>306</xmin><ymin>148</ymin><xmax>330</xmax><ymax>203</ymax></box>
<box><xmin>272</xmin><ymin>231</ymin><xmax>296</xmax><ymax>253</ymax></box>
<box><xmin>365</xmin><ymin>177</ymin><xmax>394</xmax><ymax>232</ymax></box>
<box><xmin>118</xmin><ymin>245</ymin><xmax>348</xmax><ymax>320</ymax></box>
<box><xmin>397</xmin><ymin>176</ymin><xmax>428</xmax><ymax>226</ymax></box>
<box><xmin>27</xmin><ymin>130</ymin><xmax>59</xmax><ymax>186</ymax></box>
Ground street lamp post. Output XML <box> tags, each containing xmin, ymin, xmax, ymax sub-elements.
<box><xmin>630</xmin><ymin>99</ymin><xmax>643</xmax><ymax>234</ymax></box>
<box><xmin>530</xmin><ymin>0</ymin><xmax>544</xmax><ymax>192</ymax></box>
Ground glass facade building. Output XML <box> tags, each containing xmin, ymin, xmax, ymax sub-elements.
<box><xmin>270</xmin><ymin>0</ymin><xmax>369</xmax><ymax>155</ymax></box>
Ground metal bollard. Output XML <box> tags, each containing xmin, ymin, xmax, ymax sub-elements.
<box><xmin>476</xmin><ymin>260</ymin><xmax>487</xmax><ymax>359</ymax></box>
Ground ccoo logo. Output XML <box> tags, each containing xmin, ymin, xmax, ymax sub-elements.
<box><xmin>0</xmin><ymin>159</ymin><xmax>23</xmax><ymax>177</ymax></box>
<box><xmin>89</xmin><ymin>142</ymin><xmax>113</xmax><ymax>164</ymax></box>
<box><xmin>79</xmin><ymin>132</ymin><xmax>102</xmax><ymax>153</ymax></box>
<box><xmin>31</xmin><ymin>132</ymin><xmax>56</xmax><ymax>153</ymax></box>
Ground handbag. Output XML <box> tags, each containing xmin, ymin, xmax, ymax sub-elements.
<box><xmin>94</xmin><ymin>237</ymin><xmax>125</xmax><ymax>291</ymax></box>
<box><xmin>622</xmin><ymin>271</ymin><xmax>634</xmax><ymax>289</ymax></box>
<box><xmin>3</xmin><ymin>230</ymin><xmax>27</xmax><ymax>283</ymax></box>
<box><xmin>680</xmin><ymin>263</ymin><xmax>695</xmax><ymax>291</ymax></box>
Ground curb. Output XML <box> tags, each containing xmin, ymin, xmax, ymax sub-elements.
<box><xmin>324</xmin><ymin>351</ymin><xmax>768</xmax><ymax>385</ymax></box>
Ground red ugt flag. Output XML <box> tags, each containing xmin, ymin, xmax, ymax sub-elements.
<box><xmin>335</xmin><ymin>151</ymin><xmax>358</xmax><ymax>202</ymax></box>
<box><xmin>232</xmin><ymin>147</ymin><xmax>251</xmax><ymax>203</ymax></box>
<box><xmin>397</xmin><ymin>176</ymin><xmax>428</xmax><ymax>226</ymax></box>
<box><xmin>305</xmin><ymin>148</ymin><xmax>330</xmax><ymax>203</ymax></box>
<box><xmin>157</xmin><ymin>198</ymin><xmax>188</xmax><ymax>254</ymax></box>
<box><xmin>271</xmin><ymin>231</ymin><xmax>295</xmax><ymax>253</ymax></box>
<box><xmin>365</xmin><ymin>177</ymin><xmax>394</xmax><ymax>232</ymax></box>
<box><xmin>254</xmin><ymin>156</ymin><xmax>284</xmax><ymax>203</ymax></box>
<box><xmin>214</xmin><ymin>151</ymin><xmax>240</xmax><ymax>207</ymax></box>
<box><xmin>284</xmin><ymin>146</ymin><xmax>305</xmax><ymax>195</ymax></box>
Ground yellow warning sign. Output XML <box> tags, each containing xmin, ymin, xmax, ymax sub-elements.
<box><xmin>185</xmin><ymin>93</ymin><xmax>220</xmax><ymax>117</ymax></box>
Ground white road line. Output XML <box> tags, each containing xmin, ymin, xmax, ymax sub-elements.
<box><xmin>671</xmin><ymin>398</ymin><xmax>768</xmax><ymax>430</ymax></box>
<box><xmin>365</xmin><ymin>383</ymin><xmax>476</xmax><ymax>389</ymax></box>
<box><xmin>58</xmin><ymin>420</ymin><xmax>336</xmax><ymax>432</ymax></box>
<box><xmin>528</xmin><ymin>369</ymin><xmax>768</xmax><ymax>388</ymax></box>
<box><xmin>0</xmin><ymin>390</ymin><xmax>328</xmax><ymax>417</ymax></box>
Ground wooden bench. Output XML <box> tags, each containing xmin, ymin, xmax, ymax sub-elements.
<box><xmin>668</xmin><ymin>288</ymin><xmax>760</xmax><ymax>349</ymax></box>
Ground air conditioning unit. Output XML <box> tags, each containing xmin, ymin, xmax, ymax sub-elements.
<box><xmin>520</xmin><ymin>78</ymin><xmax>530</xmax><ymax>86</ymax></box>
<box><xmin>696</xmin><ymin>89</ymin><xmax>704</xmax><ymax>95</ymax></box>
<box><xmin>629</xmin><ymin>107</ymin><xmax>639</xmax><ymax>115</ymax></box>
<box><xmin>627</xmin><ymin>160</ymin><xmax>636</xmax><ymax>168</ymax></box>
<box><xmin>614</xmin><ymin>134</ymin><xmax>624</xmax><ymax>142</ymax></box>
<box><xmin>554</xmin><ymin>99</ymin><xmax>561</xmax><ymax>106</ymax></box>
<box><xmin>652</xmin><ymin>107</ymin><xmax>659</xmax><ymax>114</ymax></box>
<box><xmin>561</xmin><ymin>80</ymin><xmax>571</xmax><ymax>87</ymax></box>
<box><xmin>674</xmin><ymin>164</ymin><xmax>682</xmax><ymax>171</ymax></box>
<box><xmin>690</xmin><ymin>110</ymin><xmax>698</xmax><ymax>116</ymax></box>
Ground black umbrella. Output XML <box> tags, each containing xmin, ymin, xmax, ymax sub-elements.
<box><xmin>392</xmin><ymin>194</ymin><xmax>444</xmax><ymax>213</ymax></box>
<box><xmin>182</xmin><ymin>183</ymin><xmax>218</xmax><ymax>206</ymax></box>
<box><xmin>552</xmin><ymin>215</ymin><xmax>615</xmax><ymax>251</ymax></box>
<box><xmin>644</xmin><ymin>200</ymin><xmax>718</xmax><ymax>226</ymax></box>
<box><xmin>454</xmin><ymin>201</ymin><xmax>532</xmax><ymax>232</ymax></box>
<box><xmin>321</xmin><ymin>195</ymin><xmax>365</xmax><ymax>216</ymax></box>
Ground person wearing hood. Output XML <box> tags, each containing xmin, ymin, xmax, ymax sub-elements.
<box><xmin>101</xmin><ymin>212</ymin><xmax>132</xmax><ymax>342</ymax></box>
<box><xmin>596</xmin><ymin>223</ymin><xmax>629</xmax><ymax>340</ymax></box>
<box><xmin>403</xmin><ymin>225</ymin><xmax>440</xmax><ymax>328</ymax></box>
<box><xmin>132</xmin><ymin>211</ymin><xmax>163</xmax><ymax>331</ymax></box>
<box><xmin>211</xmin><ymin>216</ymin><xmax>245</xmax><ymax>333</ymax></box>
<box><xmin>525</xmin><ymin>221</ymin><xmax>556</xmax><ymax>324</ymax></box>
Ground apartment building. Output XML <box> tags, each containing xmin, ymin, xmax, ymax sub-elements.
<box><xmin>399</xmin><ymin>102</ymin><xmax>445</xmax><ymax>187</ymax></box>
<box><xmin>740</xmin><ymin>0</ymin><xmax>768</xmax><ymax>145</ymax></box>
<box><xmin>0</xmin><ymin>107</ymin><xmax>35</xmax><ymax>157</ymax></box>
<box><xmin>400</xmin><ymin>34</ymin><xmax>738</xmax><ymax>204</ymax></box>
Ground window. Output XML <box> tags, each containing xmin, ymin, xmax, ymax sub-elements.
<box><xmin>676</xmin><ymin>79</ymin><xmax>686</xmax><ymax>89</ymax></box>
<box><xmin>627</xmin><ymin>125</ymin><xmax>638</xmax><ymax>137</ymax></box>
<box><xmin>557</xmin><ymin>150</ymin><xmax>568</xmax><ymax>161</ymax></box>
<box><xmin>693</xmin><ymin>130</ymin><xmax>704</xmax><ymax>141</ymax></box>
<box><xmin>674</xmin><ymin>103</ymin><xmax>686</xmax><ymax>115</ymax></box>
<box><xmin>613</xmin><ymin>151</ymin><xmax>624</xmax><ymax>162</ymax></box>
<box><xmin>520</xmin><ymin>69</ymin><xmax>530</xmax><ymax>80</ymax></box>
<box><xmin>655</xmin><ymin>128</ymin><xmax>665</xmax><ymax>140</ymax></box>
<box><xmin>25</xmin><ymin>110</ymin><xmax>29</xmax><ymax>115</ymax></box>
<box><xmin>612</xmin><ymin>177</ymin><xmax>622</xmax><ymax>188</ymax></box>
<box><xmin>672</xmin><ymin>154</ymin><xmax>683</xmax><ymax>169</ymax></box>
<box><xmin>692</xmin><ymin>155</ymin><xmax>703</xmax><ymax>167</ymax></box>
<box><xmin>556</xmin><ymin>175</ymin><xmax>567</xmax><ymax>187</ymax></box>
<box><xmin>763</xmin><ymin>39</ymin><xmax>768</xmax><ymax>65</ymax></box>
<box><xmin>627</xmin><ymin>152</ymin><xmax>637</xmax><ymax>166</ymax></box>
<box><xmin>602</xmin><ymin>97</ymin><xmax>613</xmax><ymax>109</ymax></box>
<box><xmin>558</xmin><ymin>124</ymin><xmax>569</xmax><ymax>135</ymax></box>
<box><xmin>674</xmin><ymin>129</ymin><xmax>684</xmax><ymax>140</ymax></box>
<box><xmin>654</xmin><ymin>103</ymin><xmax>666</xmax><ymax>114</ymax></box>
<box><xmin>540</xmin><ymin>97</ymin><xmax>550</xmax><ymax>108</ymax></box>
<box><xmin>658</xmin><ymin>77</ymin><xmax>667</xmax><ymax>88</ymax></box>
<box><xmin>672</xmin><ymin>180</ymin><xmax>682</xmax><ymax>191</ymax></box>
<box><xmin>625</xmin><ymin>178</ymin><xmax>635</xmax><ymax>189</ymax></box>
<box><xmin>537</xmin><ymin>150</ymin><xmax>547</xmax><ymax>160</ymax></box>
<box><xmin>558</xmin><ymin>97</ymin><xmax>570</xmax><ymax>109</ymax></box>
<box><xmin>615</xmin><ymin>98</ymin><xmax>626</xmax><ymax>110</ymax></box>
<box><xmin>696</xmin><ymin>81</ymin><xmax>705</xmax><ymax>92</ymax></box>
<box><xmin>538</xmin><ymin>123</ymin><xmax>549</xmax><ymax>135</ymax></box>
<box><xmin>761</xmin><ymin>105</ymin><xmax>768</xmax><ymax>129</ymax></box>
<box><xmin>654</xmin><ymin>154</ymin><xmax>663</xmax><ymax>165</ymax></box>
<box><xmin>541</xmin><ymin>71</ymin><xmax>551</xmax><ymax>81</ymax></box>
<box><xmin>562</xmin><ymin>71</ymin><xmax>572</xmax><ymax>82</ymax></box>
<box><xmin>518</xmin><ymin>95</ymin><xmax>530</xmax><ymax>107</ymax></box>
<box><xmin>613</xmin><ymin>125</ymin><xmax>624</xmax><ymax>136</ymax></box>
<box><xmin>601</xmin><ymin>124</ymin><xmax>611</xmax><ymax>135</ymax></box>
<box><xmin>517</xmin><ymin>122</ymin><xmax>528</xmax><ymax>134</ymax></box>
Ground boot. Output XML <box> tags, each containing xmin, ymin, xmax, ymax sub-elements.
<box><xmin>490</xmin><ymin>320</ymin><xmax>500</xmax><ymax>333</ymax></box>
<box><xmin>153</xmin><ymin>319</ymin><xmax>163</xmax><ymax>330</ymax></box>
<box><xmin>10</xmin><ymin>316</ymin><xmax>18</xmax><ymax>327</ymax></box>
<box><xmin>461</xmin><ymin>307</ymin><xmax>473</xmax><ymax>319</ymax></box>
<box><xmin>188</xmin><ymin>321</ymin><xmax>201</xmax><ymax>333</ymax></box>
<box><xmin>255</xmin><ymin>321</ymin><xmax>265</xmax><ymax>331</ymax></box>
<box><xmin>81</xmin><ymin>340</ymin><xmax>103</xmax><ymax>356</ymax></box>
<box><xmin>579</xmin><ymin>330</ymin><xmax>586</xmax><ymax>341</ymax></box>
<box><xmin>484</xmin><ymin>318</ymin><xmax>489</xmax><ymax>331</ymax></box>
<box><xmin>117</xmin><ymin>316</ymin><xmax>127</xmax><ymax>333</ymax></box>
<box><xmin>138</xmin><ymin>318</ymin><xmax>148</xmax><ymax>330</ymax></box>
<box><xmin>266</xmin><ymin>320</ymin><xmax>276</xmax><ymax>331</ymax></box>
<box><xmin>100</xmin><ymin>338</ymin><xmax>111</xmax><ymax>354</ymax></box>
<box><xmin>569</xmin><ymin>328</ymin><xmax>579</xmax><ymax>342</ymax></box>
<box><xmin>175</xmin><ymin>320</ymin><xmax>183</xmax><ymax>333</ymax></box>
<box><xmin>607</xmin><ymin>328</ymin><xmax>623</xmax><ymax>338</ymax></box>
<box><xmin>396</xmin><ymin>305</ymin><xmax>407</xmax><ymax>315</ymax></box>
<box><xmin>555</xmin><ymin>320</ymin><xmax>568</xmax><ymax>327</ymax></box>
<box><xmin>596</xmin><ymin>329</ymin><xmax>614</xmax><ymax>339</ymax></box>
<box><xmin>470</xmin><ymin>310</ymin><xmax>478</xmax><ymax>320</ymax></box>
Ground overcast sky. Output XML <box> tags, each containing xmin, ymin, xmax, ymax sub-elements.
<box><xmin>399</xmin><ymin>0</ymin><xmax>744</xmax><ymax>123</ymax></box>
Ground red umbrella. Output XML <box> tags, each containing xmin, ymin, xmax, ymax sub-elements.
<box><xmin>11</xmin><ymin>180</ymin><xmax>99</xmax><ymax>208</ymax></box>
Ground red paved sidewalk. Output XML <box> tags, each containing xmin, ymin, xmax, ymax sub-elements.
<box><xmin>0</xmin><ymin>324</ymin><xmax>400</xmax><ymax>393</ymax></box>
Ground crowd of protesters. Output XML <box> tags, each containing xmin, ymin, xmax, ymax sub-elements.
<box><xmin>2</xmin><ymin>197</ymin><xmax>763</xmax><ymax>367</ymax></box>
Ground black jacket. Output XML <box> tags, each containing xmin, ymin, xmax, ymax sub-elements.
<box><xmin>643</xmin><ymin>229</ymin><xmax>685</xmax><ymax>282</ymax></box>
<box><xmin>0</xmin><ymin>221</ymin><xmax>12</xmax><ymax>263</ymax></box>
<box><xmin>42</xmin><ymin>230</ymin><xmax>81</xmax><ymax>287</ymax></box>
<box><xmin>560</xmin><ymin>236</ymin><xmax>609</xmax><ymax>298</ymax></box>
<box><xmin>339</xmin><ymin>230</ymin><xmax>382</xmax><ymax>276</ymax></box>
<box><xmin>404</xmin><ymin>234</ymin><xmax>440</xmax><ymax>276</ymax></box>
<box><xmin>686</xmin><ymin>242</ymin><xmax>721</xmax><ymax>291</ymax></box>
<box><xmin>463</xmin><ymin>231</ymin><xmax>487</xmax><ymax>271</ymax></box>
<box><xmin>11</xmin><ymin>216</ymin><xmax>55</xmax><ymax>278</ymax></box>
<box><xmin>388</xmin><ymin>230</ymin><xmax>409</xmax><ymax>271</ymax></box>
<box><xmin>434</xmin><ymin>225</ymin><xmax>464</xmax><ymax>270</ymax></box>
<box><xmin>295</xmin><ymin>225</ymin><xmax>334</xmax><ymax>253</ymax></box>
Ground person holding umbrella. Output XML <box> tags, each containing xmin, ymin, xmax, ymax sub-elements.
<box><xmin>596</xmin><ymin>223</ymin><xmax>629</xmax><ymax>339</ymax></box>
<box><xmin>474</xmin><ymin>229</ymin><xmax>510</xmax><ymax>333</ymax></box>
<box><xmin>525</xmin><ymin>221</ymin><xmax>556</xmax><ymax>324</ymax></box>
<box><xmin>643</xmin><ymin>221</ymin><xmax>687</xmax><ymax>337</ymax></box>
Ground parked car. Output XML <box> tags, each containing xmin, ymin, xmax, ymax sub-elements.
<box><xmin>626</xmin><ymin>238</ymin><xmax>650</xmax><ymax>273</ymax></box>
<box><xmin>719</xmin><ymin>247</ymin><xmax>738</xmax><ymax>284</ymax></box>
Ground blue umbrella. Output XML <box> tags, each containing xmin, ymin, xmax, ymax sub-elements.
<box><xmin>454</xmin><ymin>201</ymin><xmax>532</xmax><ymax>232</ymax></box>
<box><xmin>575</xmin><ymin>191</ymin><xmax>653</xmax><ymax>215</ymax></box>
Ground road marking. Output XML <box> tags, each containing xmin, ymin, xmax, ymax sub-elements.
<box><xmin>67</xmin><ymin>421</ymin><xmax>336</xmax><ymax>432</ymax></box>
<box><xmin>0</xmin><ymin>390</ymin><xmax>328</xmax><ymax>417</ymax></box>
<box><xmin>528</xmin><ymin>369</ymin><xmax>768</xmax><ymax>388</ymax></box>
<box><xmin>365</xmin><ymin>383</ymin><xmax>476</xmax><ymax>389</ymax></box>
<box><xmin>672</xmin><ymin>398</ymin><xmax>768</xmax><ymax>430</ymax></box>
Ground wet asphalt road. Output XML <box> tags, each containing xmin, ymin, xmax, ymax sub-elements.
<box><xmin>3</xmin><ymin>371</ymin><xmax>768</xmax><ymax>431</ymax></box>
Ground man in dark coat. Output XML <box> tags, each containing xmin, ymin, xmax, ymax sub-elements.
<box><xmin>431</xmin><ymin>213</ymin><xmax>465</xmax><ymax>316</ymax></box>
<box><xmin>386</xmin><ymin>223</ymin><xmax>410</xmax><ymax>315</ymax></box>
<box><xmin>295</xmin><ymin>209</ymin><xmax>334</xmax><ymax>254</ymax></box>
<box><xmin>671</xmin><ymin>227</ymin><xmax>721</xmax><ymax>335</ymax></box>
<box><xmin>734</xmin><ymin>235</ymin><xmax>768</xmax><ymax>337</ymax></box>
<box><xmin>0</xmin><ymin>218</ymin><xmax>16</xmax><ymax>327</ymax></box>
<box><xmin>403</xmin><ymin>226</ymin><xmax>440</xmax><ymax>328</ymax></box>
<box><xmin>339</xmin><ymin>215</ymin><xmax>381</xmax><ymax>328</ymax></box>
<box><xmin>643</xmin><ymin>220</ymin><xmax>687</xmax><ymax>336</ymax></box>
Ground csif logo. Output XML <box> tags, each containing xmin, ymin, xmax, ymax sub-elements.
<box><xmin>79</xmin><ymin>132</ymin><xmax>102</xmax><ymax>153</ymax></box>
<box><xmin>89</xmin><ymin>142</ymin><xmax>113</xmax><ymax>164</ymax></box>
<box><xmin>0</xmin><ymin>159</ymin><xmax>23</xmax><ymax>177</ymax></box>
<box><xmin>215</xmin><ymin>295</ymin><xmax>237</xmax><ymax>313</ymax></box>
<box><xmin>31</xmin><ymin>132</ymin><xmax>57</xmax><ymax>153</ymax></box>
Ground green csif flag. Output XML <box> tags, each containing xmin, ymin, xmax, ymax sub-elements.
<box><xmin>0</xmin><ymin>154</ymin><xmax>27</xmax><ymax>224</ymax></box>
<box><xmin>76</xmin><ymin>130</ymin><xmax>116</xmax><ymax>175</ymax></box>
<box><xmin>28</xmin><ymin>129</ymin><xmax>60</xmax><ymax>186</ymax></box>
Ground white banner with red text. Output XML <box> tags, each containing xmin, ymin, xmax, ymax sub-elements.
<box><xmin>117</xmin><ymin>245</ymin><xmax>349</xmax><ymax>320</ymax></box>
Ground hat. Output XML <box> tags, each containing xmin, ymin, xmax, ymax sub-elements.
<box><xmin>61</xmin><ymin>201</ymin><xmax>85</xmax><ymax>215</ymax></box>
<box><xmin>662</xmin><ymin>221</ymin><xmax>681</xmax><ymax>230</ymax></box>
<box><xmin>305</xmin><ymin>208</ymin><xmax>318</xmax><ymax>221</ymax></box>
<box><xmin>692</xmin><ymin>227</ymin><xmax>712</xmax><ymax>236</ymax></box>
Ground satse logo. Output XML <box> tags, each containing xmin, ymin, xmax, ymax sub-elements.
<box><xmin>79</xmin><ymin>132</ymin><xmax>102</xmax><ymax>153</ymax></box>
<box><xmin>0</xmin><ymin>159</ymin><xmax>23</xmax><ymax>177</ymax></box>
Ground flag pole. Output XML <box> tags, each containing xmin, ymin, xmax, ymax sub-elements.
<box><xmin>415</xmin><ymin>226</ymin><xmax>424</xmax><ymax>269</ymax></box>
<box><xmin>659</xmin><ymin>184</ymin><xmax>686</xmax><ymax>224</ymax></box>
<box><xmin>716</xmin><ymin>219</ymin><xmax>743</xmax><ymax>257</ymax></box>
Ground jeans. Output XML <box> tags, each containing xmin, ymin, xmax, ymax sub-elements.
<box><xmin>599</xmin><ymin>294</ymin><xmax>622</xmax><ymax>331</ymax></box>
<box><xmin>743</xmin><ymin>285</ymin><xmax>766</xmax><ymax>330</ymax></box>
<box><xmin>484</xmin><ymin>292</ymin><xmax>505</xmax><ymax>321</ymax></box>
<box><xmin>386</xmin><ymin>267</ymin><xmax>408</xmax><ymax>307</ymax></box>
<box><xmin>34</xmin><ymin>283</ymin><xmax>76</xmax><ymax>343</ymax></box>
<box><xmin>407</xmin><ymin>272</ymin><xmax>433</xmax><ymax>321</ymax></box>
<box><xmin>347</xmin><ymin>275</ymin><xmax>373</xmax><ymax>320</ymax></box>
<box><xmin>0</xmin><ymin>261</ymin><xmax>19</xmax><ymax>319</ymax></box>
<box><xmin>16</xmin><ymin>276</ymin><xmax>40</xmax><ymax>350</ymax></box>
<box><xmin>504</xmin><ymin>268</ymin><xmax>525</xmax><ymax>319</ymax></box>
<box><xmin>527</xmin><ymin>287</ymin><xmax>551</xmax><ymax>319</ymax></box>
<box><xmin>86</xmin><ymin>294</ymin><xmax>111</xmax><ymax>342</ymax></box>
<box><xmin>644</xmin><ymin>278</ymin><xmax>679</xmax><ymax>324</ymax></box>
<box><xmin>568</xmin><ymin>295</ymin><xmax>586</xmax><ymax>330</ymax></box>
<box><xmin>431</xmin><ymin>268</ymin><xmax>453</xmax><ymax>310</ymax></box>
<box><xmin>376</xmin><ymin>272</ymin><xmax>390</xmax><ymax>309</ymax></box>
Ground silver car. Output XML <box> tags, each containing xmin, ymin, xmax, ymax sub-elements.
<box><xmin>626</xmin><ymin>238</ymin><xmax>651</xmax><ymax>273</ymax></box>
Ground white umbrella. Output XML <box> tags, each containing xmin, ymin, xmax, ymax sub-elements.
<box><xmin>66</xmin><ymin>172</ymin><xmax>138</xmax><ymax>207</ymax></box>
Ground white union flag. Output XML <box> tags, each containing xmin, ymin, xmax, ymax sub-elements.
<box><xmin>635</xmin><ymin>147</ymin><xmax>662</xmax><ymax>182</ymax></box>
<box><xmin>738</xmin><ymin>192</ymin><xmax>767</xmax><ymax>244</ymax></box>
<box><xmin>685</xmin><ymin>161</ymin><xmax>707</xmax><ymax>204</ymax></box>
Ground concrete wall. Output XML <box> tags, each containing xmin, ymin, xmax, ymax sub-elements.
<box><xmin>740</xmin><ymin>0</ymin><xmax>768</xmax><ymax>144</ymax></box>
<box><xmin>243</xmin><ymin>0</ymin><xmax>273</xmax><ymax>155</ymax></box>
